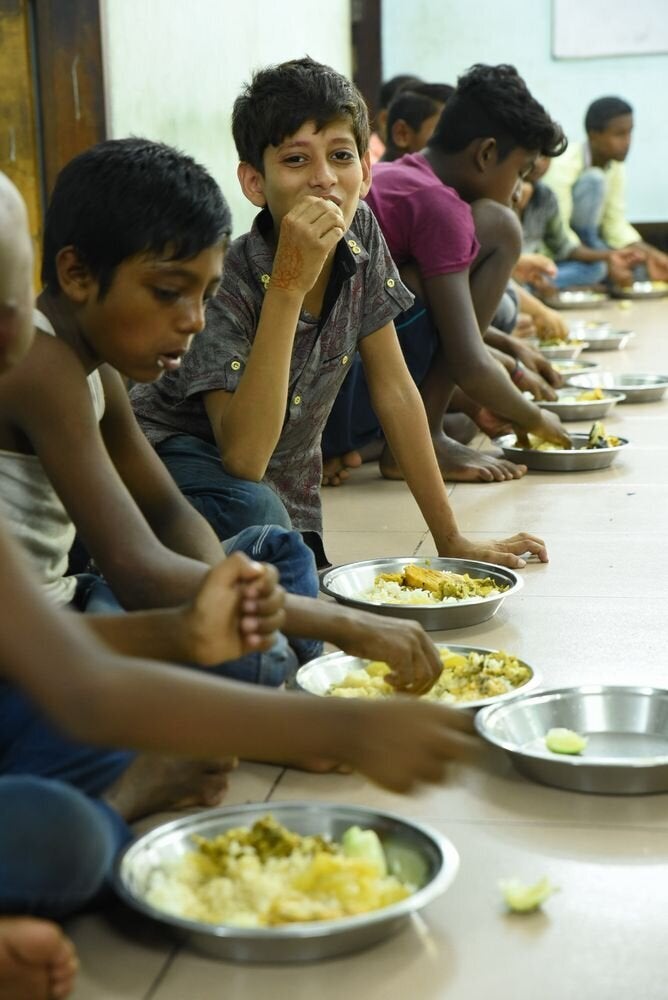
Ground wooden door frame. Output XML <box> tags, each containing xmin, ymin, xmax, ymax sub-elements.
<box><xmin>31</xmin><ymin>0</ymin><xmax>106</xmax><ymax>199</ymax></box>
<box><xmin>351</xmin><ymin>0</ymin><xmax>382</xmax><ymax>126</ymax></box>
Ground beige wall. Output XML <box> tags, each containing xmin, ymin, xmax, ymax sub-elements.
<box><xmin>101</xmin><ymin>0</ymin><xmax>352</xmax><ymax>235</ymax></box>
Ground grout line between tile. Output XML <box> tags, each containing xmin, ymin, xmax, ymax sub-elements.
<box><xmin>265</xmin><ymin>767</ymin><xmax>287</xmax><ymax>800</ymax></box>
<box><xmin>142</xmin><ymin>943</ymin><xmax>180</xmax><ymax>1000</ymax></box>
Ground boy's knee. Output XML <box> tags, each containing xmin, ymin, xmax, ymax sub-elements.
<box><xmin>579</xmin><ymin>167</ymin><xmax>606</xmax><ymax>191</ymax></box>
<box><xmin>241</xmin><ymin>480</ymin><xmax>292</xmax><ymax>529</ymax></box>
<box><xmin>471</xmin><ymin>199</ymin><xmax>522</xmax><ymax>256</ymax></box>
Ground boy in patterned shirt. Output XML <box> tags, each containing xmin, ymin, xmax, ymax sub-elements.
<box><xmin>132</xmin><ymin>57</ymin><xmax>548</xmax><ymax>570</ymax></box>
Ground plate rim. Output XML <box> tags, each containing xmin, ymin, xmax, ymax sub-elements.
<box><xmin>475</xmin><ymin>684</ymin><xmax>668</xmax><ymax>768</ymax></box>
<box><xmin>114</xmin><ymin>801</ymin><xmax>460</xmax><ymax>940</ymax></box>
<box><xmin>295</xmin><ymin>643</ymin><xmax>538</xmax><ymax>709</ymax></box>
<box><xmin>320</xmin><ymin>557</ymin><xmax>523</xmax><ymax>609</ymax></box>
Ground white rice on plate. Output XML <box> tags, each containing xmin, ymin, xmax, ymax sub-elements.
<box><xmin>358</xmin><ymin>579</ymin><xmax>501</xmax><ymax>606</ymax></box>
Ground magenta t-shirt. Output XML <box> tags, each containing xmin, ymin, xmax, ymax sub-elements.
<box><xmin>365</xmin><ymin>153</ymin><xmax>480</xmax><ymax>279</ymax></box>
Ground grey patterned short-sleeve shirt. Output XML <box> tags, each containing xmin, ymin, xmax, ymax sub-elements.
<box><xmin>131</xmin><ymin>200</ymin><xmax>413</xmax><ymax>533</ymax></box>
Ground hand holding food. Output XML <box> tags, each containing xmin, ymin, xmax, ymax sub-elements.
<box><xmin>517</xmin><ymin>421</ymin><xmax>620</xmax><ymax>453</ymax></box>
<box><xmin>514</xmin><ymin>364</ymin><xmax>560</xmax><ymax>401</ymax></box>
<box><xmin>335</xmin><ymin>609</ymin><xmax>443</xmax><ymax>695</ymax></box>
<box><xmin>533</xmin><ymin>303</ymin><xmax>570</xmax><ymax>342</ymax></box>
<box><xmin>328</xmin><ymin>646</ymin><xmax>532</xmax><ymax>705</ymax></box>
<box><xmin>523</xmin><ymin>409</ymin><xmax>572</xmax><ymax>448</ymax></box>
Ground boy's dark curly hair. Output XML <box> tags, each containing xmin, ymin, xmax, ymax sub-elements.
<box><xmin>428</xmin><ymin>64</ymin><xmax>567</xmax><ymax>160</ymax></box>
<box><xmin>232</xmin><ymin>57</ymin><xmax>370</xmax><ymax>171</ymax></box>
<box><xmin>42</xmin><ymin>138</ymin><xmax>231</xmax><ymax>297</ymax></box>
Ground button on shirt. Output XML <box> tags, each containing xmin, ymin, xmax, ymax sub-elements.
<box><xmin>130</xmin><ymin>201</ymin><xmax>413</xmax><ymax>534</ymax></box>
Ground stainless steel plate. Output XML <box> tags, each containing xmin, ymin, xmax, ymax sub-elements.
<box><xmin>296</xmin><ymin>644</ymin><xmax>538</xmax><ymax>710</ymax></box>
<box><xmin>551</xmin><ymin>359</ymin><xmax>601</xmax><ymax>377</ymax></box>
<box><xmin>611</xmin><ymin>281</ymin><xmax>668</xmax><ymax>300</ymax></box>
<box><xmin>476</xmin><ymin>686</ymin><xmax>668</xmax><ymax>794</ymax></box>
<box><xmin>580</xmin><ymin>329</ymin><xmax>634</xmax><ymax>351</ymax></box>
<box><xmin>538</xmin><ymin>343</ymin><xmax>586</xmax><ymax>360</ymax></box>
<box><xmin>494</xmin><ymin>432</ymin><xmax>628</xmax><ymax>471</ymax></box>
<box><xmin>569</xmin><ymin>320</ymin><xmax>612</xmax><ymax>336</ymax></box>
<box><xmin>543</xmin><ymin>289</ymin><xmax>609</xmax><ymax>309</ymax></box>
<box><xmin>114</xmin><ymin>802</ymin><xmax>460</xmax><ymax>962</ymax></box>
<box><xmin>537</xmin><ymin>389</ymin><xmax>626</xmax><ymax>421</ymax></box>
<box><xmin>568</xmin><ymin>372</ymin><xmax>668</xmax><ymax>403</ymax></box>
<box><xmin>320</xmin><ymin>557</ymin><xmax>523</xmax><ymax>631</ymax></box>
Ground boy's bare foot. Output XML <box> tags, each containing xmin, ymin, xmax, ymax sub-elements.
<box><xmin>102</xmin><ymin>754</ymin><xmax>238</xmax><ymax>822</ymax></box>
<box><xmin>380</xmin><ymin>432</ymin><xmax>526</xmax><ymax>483</ymax></box>
<box><xmin>471</xmin><ymin>406</ymin><xmax>513</xmax><ymax>439</ymax></box>
<box><xmin>0</xmin><ymin>917</ymin><xmax>77</xmax><ymax>1000</ymax></box>
<box><xmin>321</xmin><ymin>450</ymin><xmax>362</xmax><ymax>486</ymax></box>
<box><xmin>442</xmin><ymin>412</ymin><xmax>479</xmax><ymax>445</ymax></box>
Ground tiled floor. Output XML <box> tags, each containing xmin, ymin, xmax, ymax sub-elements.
<box><xmin>66</xmin><ymin>297</ymin><xmax>668</xmax><ymax>999</ymax></box>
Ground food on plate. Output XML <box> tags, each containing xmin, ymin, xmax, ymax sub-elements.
<box><xmin>538</xmin><ymin>337</ymin><xmax>584</xmax><ymax>348</ymax></box>
<box><xmin>545</xmin><ymin>727</ymin><xmax>588</xmax><ymax>755</ymax></box>
<box><xmin>515</xmin><ymin>421</ymin><xmax>621</xmax><ymax>452</ymax></box>
<box><xmin>556</xmin><ymin>387</ymin><xmax>605</xmax><ymax>403</ymax></box>
<box><xmin>499</xmin><ymin>876</ymin><xmax>558</xmax><ymax>913</ymax></box>
<box><xmin>329</xmin><ymin>647</ymin><xmax>531</xmax><ymax>704</ymax></box>
<box><xmin>359</xmin><ymin>564</ymin><xmax>508</xmax><ymax>606</ymax></box>
<box><xmin>144</xmin><ymin>815</ymin><xmax>413</xmax><ymax>926</ymax></box>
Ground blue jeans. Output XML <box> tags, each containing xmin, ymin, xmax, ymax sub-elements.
<box><xmin>570</xmin><ymin>169</ymin><xmax>608</xmax><ymax>250</ymax></box>
<box><xmin>156</xmin><ymin>435</ymin><xmax>292</xmax><ymax>537</ymax></box>
<box><xmin>554</xmin><ymin>258</ymin><xmax>608</xmax><ymax>289</ymax></box>
<box><xmin>322</xmin><ymin>297</ymin><xmax>439</xmax><ymax>457</ymax></box>
<box><xmin>0</xmin><ymin>525</ymin><xmax>323</xmax><ymax>908</ymax></box>
<box><xmin>492</xmin><ymin>287</ymin><xmax>518</xmax><ymax>333</ymax></box>
<box><xmin>0</xmin><ymin>776</ymin><xmax>122</xmax><ymax>917</ymax></box>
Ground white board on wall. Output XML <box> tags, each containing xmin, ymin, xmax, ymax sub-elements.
<box><xmin>553</xmin><ymin>0</ymin><xmax>668</xmax><ymax>58</ymax></box>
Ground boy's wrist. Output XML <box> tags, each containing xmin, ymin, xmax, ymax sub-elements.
<box><xmin>263</xmin><ymin>283</ymin><xmax>306</xmax><ymax>304</ymax></box>
<box><xmin>433</xmin><ymin>528</ymin><xmax>469</xmax><ymax>558</ymax></box>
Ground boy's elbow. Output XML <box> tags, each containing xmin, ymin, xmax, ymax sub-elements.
<box><xmin>220</xmin><ymin>447</ymin><xmax>266</xmax><ymax>483</ymax></box>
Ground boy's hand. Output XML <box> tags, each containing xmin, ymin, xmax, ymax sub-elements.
<box><xmin>238</xmin><ymin>560</ymin><xmax>286</xmax><ymax>651</ymax></box>
<box><xmin>508</xmin><ymin>341</ymin><xmax>564</xmax><ymax>389</ymax></box>
<box><xmin>443</xmin><ymin>531</ymin><xmax>549</xmax><ymax>568</ymax></box>
<box><xmin>272</xmin><ymin>195</ymin><xmax>346</xmax><ymax>294</ymax></box>
<box><xmin>523</xmin><ymin>409</ymin><xmax>571</xmax><ymax>449</ymax></box>
<box><xmin>335</xmin><ymin>613</ymin><xmax>442</xmax><ymax>695</ymax></box>
<box><xmin>185</xmin><ymin>553</ymin><xmax>285</xmax><ymax>665</ymax></box>
<box><xmin>533</xmin><ymin>304</ymin><xmax>569</xmax><ymax>342</ymax></box>
<box><xmin>343</xmin><ymin>698</ymin><xmax>482</xmax><ymax>792</ymax></box>
<box><xmin>513</xmin><ymin>253</ymin><xmax>557</xmax><ymax>287</ymax></box>
<box><xmin>513</xmin><ymin>364</ymin><xmax>559</xmax><ymax>401</ymax></box>
<box><xmin>646</xmin><ymin>250</ymin><xmax>668</xmax><ymax>283</ymax></box>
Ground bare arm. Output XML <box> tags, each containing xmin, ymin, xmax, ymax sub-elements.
<box><xmin>1</xmin><ymin>337</ymin><xmax>212</xmax><ymax>609</ymax></box>
<box><xmin>99</xmin><ymin>366</ymin><xmax>224</xmax><ymax>566</ymax></box>
<box><xmin>422</xmin><ymin>270</ymin><xmax>568</xmax><ymax>444</ymax></box>
<box><xmin>206</xmin><ymin>196</ymin><xmax>345</xmax><ymax>481</ymax></box>
<box><xmin>87</xmin><ymin>554</ymin><xmax>285</xmax><ymax>663</ymax></box>
<box><xmin>359</xmin><ymin>324</ymin><xmax>550</xmax><ymax>567</ymax></box>
<box><xmin>0</xmin><ymin>519</ymin><xmax>478</xmax><ymax>792</ymax></box>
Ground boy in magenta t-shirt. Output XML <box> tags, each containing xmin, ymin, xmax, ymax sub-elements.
<box><xmin>322</xmin><ymin>64</ymin><xmax>570</xmax><ymax>484</ymax></box>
